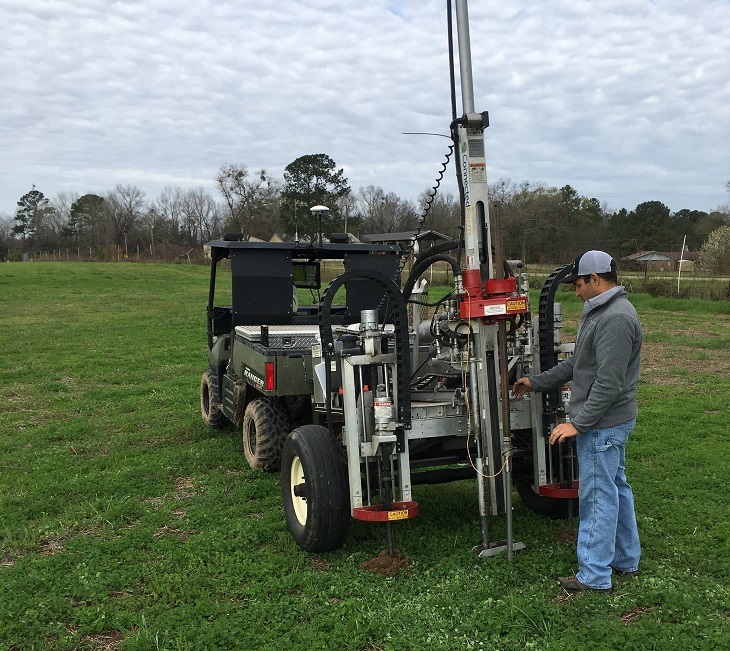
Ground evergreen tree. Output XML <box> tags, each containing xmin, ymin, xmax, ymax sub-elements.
<box><xmin>14</xmin><ymin>187</ymin><xmax>53</xmax><ymax>249</ymax></box>
<box><xmin>280</xmin><ymin>154</ymin><xmax>351</xmax><ymax>240</ymax></box>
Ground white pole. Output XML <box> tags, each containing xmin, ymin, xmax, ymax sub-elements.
<box><xmin>294</xmin><ymin>203</ymin><xmax>299</xmax><ymax>245</ymax></box>
<box><xmin>677</xmin><ymin>234</ymin><xmax>686</xmax><ymax>294</ymax></box>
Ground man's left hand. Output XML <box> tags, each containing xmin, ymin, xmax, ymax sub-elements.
<box><xmin>550</xmin><ymin>422</ymin><xmax>580</xmax><ymax>445</ymax></box>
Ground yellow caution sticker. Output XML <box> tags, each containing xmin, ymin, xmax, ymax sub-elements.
<box><xmin>387</xmin><ymin>509</ymin><xmax>409</xmax><ymax>521</ymax></box>
<box><xmin>506</xmin><ymin>299</ymin><xmax>527</xmax><ymax>312</ymax></box>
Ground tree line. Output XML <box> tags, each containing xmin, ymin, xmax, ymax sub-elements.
<box><xmin>2</xmin><ymin>154</ymin><xmax>728</xmax><ymax>267</ymax></box>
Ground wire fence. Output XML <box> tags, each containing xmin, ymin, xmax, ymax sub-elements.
<box><xmin>5</xmin><ymin>244</ymin><xmax>208</xmax><ymax>265</ymax></box>
<box><xmin>6</xmin><ymin>250</ymin><xmax>728</xmax><ymax>300</ymax></box>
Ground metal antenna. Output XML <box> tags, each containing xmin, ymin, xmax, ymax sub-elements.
<box><xmin>310</xmin><ymin>205</ymin><xmax>329</xmax><ymax>246</ymax></box>
<box><xmin>294</xmin><ymin>203</ymin><xmax>299</xmax><ymax>245</ymax></box>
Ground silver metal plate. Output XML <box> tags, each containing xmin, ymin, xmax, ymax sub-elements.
<box><xmin>235</xmin><ymin>325</ymin><xmax>321</xmax><ymax>349</ymax></box>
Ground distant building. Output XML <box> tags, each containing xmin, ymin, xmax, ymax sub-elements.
<box><xmin>622</xmin><ymin>250</ymin><xmax>699</xmax><ymax>272</ymax></box>
<box><xmin>360</xmin><ymin>230</ymin><xmax>451</xmax><ymax>255</ymax></box>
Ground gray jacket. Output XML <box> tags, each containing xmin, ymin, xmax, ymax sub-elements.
<box><xmin>529</xmin><ymin>287</ymin><xmax>642</xmax><ymax>432</ymax></box>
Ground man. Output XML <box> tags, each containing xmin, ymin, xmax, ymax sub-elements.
<box><xmin>513</xmin><ymin>250</ymin><xmax>642</xmax><ymax>594</ymax></box>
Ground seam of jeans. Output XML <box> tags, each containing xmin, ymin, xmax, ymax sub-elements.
<box><xmin>582</xmin><ymin>436</ymin><xmax>598</xmax><ymax>574</ymax></box>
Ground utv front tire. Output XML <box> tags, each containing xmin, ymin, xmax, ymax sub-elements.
<box><xmin>242</xmin><ymin>397</ymin><xmax>289</xmax><ymax>471</ymax></box>
<box><xmin>200</xmin><ymin>370</ymin><xmax>227</xmax><ymax>429</ymax></box>
<box><xmin>281</xmin><ymin>425</ymin><xmax>351</xmax><ymax>552</ymax></box>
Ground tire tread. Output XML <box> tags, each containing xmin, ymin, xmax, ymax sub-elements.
<box><xmin>281</xmin><ymin>425</ymin><xmax>350</xmax><ymax>552</ymax></box>
<box><xmin>243</xmin><ymin>397</ymin><xmax>290</xmax><ymax>471</ymax></box>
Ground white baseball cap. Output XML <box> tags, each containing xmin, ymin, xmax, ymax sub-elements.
<box><xmin>561</xmin><ymin>250</ymin><xmax>616</xmax><ymax>283</ymax></box>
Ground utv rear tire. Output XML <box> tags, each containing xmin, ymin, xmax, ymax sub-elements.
<box><xmin>200</xmin><ymin>370</ymin><xmax>227</xmax><ymax>429</ymax></box>
<box><xmin>242</xmin><ymin>397</ymin><xmax>289</xmax><ymax>471</ymax></box>
<box><xmin>281</xmin><ymin>425</ymin><xmax>351</xmax><ymax>552</ymax></box>
<box><xmin>516</xmin><ymin>482</ymin><xmax>578</xmax><ymax>520</ymax></box>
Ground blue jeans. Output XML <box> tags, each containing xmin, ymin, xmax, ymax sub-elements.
<box><xmin>575</xmin><ymin>419</ymin><xmax>641</xmax><ymax>589</ymax></box>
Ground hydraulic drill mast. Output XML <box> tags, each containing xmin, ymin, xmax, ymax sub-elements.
<box><xmin>453</xmin><ymin>0</ymin><xmax>524</xmax><ymax>556</ymax></box>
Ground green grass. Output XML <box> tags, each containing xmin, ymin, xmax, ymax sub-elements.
<box><xmin>1</xmin><ymin>262</ymin><xmax>729</xmax><ymax>650</ymax></box>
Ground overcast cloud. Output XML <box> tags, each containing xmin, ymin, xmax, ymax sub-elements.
<box><xmin>1</xmin><ymin>0</ymin><xmax>729</xmax><ymax>217</ymax></box>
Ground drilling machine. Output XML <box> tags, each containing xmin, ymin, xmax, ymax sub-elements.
<box><xmin>202</xmin><ymin>0</ymin><xmax>578</xmax><ymax>558</ymax></box>
<box><xmin>281</xmin><ymin>0</ymin><xmax>575</xmax><ymax>558</ymax></box>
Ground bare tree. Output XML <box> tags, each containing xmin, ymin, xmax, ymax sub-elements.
<box><xmin>182</xmin><ymin>187</ymin><xmax>222</xmax><ymax>244</ymax></box>
<box><xmin>47</xmin><ymin>191</ymin><xmax>79</xmax><ymax>249</ymax></box>
<box><xmin>336</xmin><ymin>192</ymin><xmax>360</xmax><ymax>236</ymax></box>
<box><xmin>417</xmin><ymin>190</ymin><xmax>460</xmax><ymax>238</ymax></box>
<box><xmin>154</xmin><ymin>185</ymin><xmax>188</xmax><ymax>248</ymax></box>
<box><xmin>106</xmin><ymin>184</ymin><xmax>146</xmax><ymax>247</ymax></box>
<box><xmin>357</xmin><ymin>185</ymin><xmax>417</xmax><ymax>235</ymax></box>
<box><xmin>50</xmin><ymin>191</ymin><xmax>78</xmax><ymax>225</ymax></box>
<box><xmin>216</xmin><ymin>164</ymin><xmax>280</xmax><ymax>239</ymax></box>
<box><xmin>0</xmin><ymin>213</ymin><xmax>17</xmax><ymax>256</ymax></box>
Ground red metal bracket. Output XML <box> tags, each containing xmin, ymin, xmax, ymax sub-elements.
<box><xmin>352</xmin><ymin>501</ymin><xmax>419</xmax><ymax>522</ymax></box>
<box><xmin>459</xmin><ymin>270</ymin><xmax>528</xmax><ymax>322</ymax></box>
<box><xmin>538</xmin><ymin>481</ymin><xmax>579</xmax><ymax>499</ymax></box>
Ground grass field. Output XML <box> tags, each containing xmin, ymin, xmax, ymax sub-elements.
<box><xmin>1</xmin><ymin>262</ymin><xmax>728</xmax><ymax>651</ymax></box>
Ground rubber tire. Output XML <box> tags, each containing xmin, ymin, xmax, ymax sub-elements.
<box><xmin>516</xmin><ymin>482</ymin><xmax>578</xmax><ymax>520</ymax></box>
<box><xmin>242</xmin><ymin>397</ymin><xmax>290</xmax><ymax>472</ymax></box>
<box><xmin>200</xmin><ymin>370</ymin><xmax>227</xmax><ymax>429</ymax></box>
<box><xmin>281</xmin><ymin>425</ymin><xmax>351</xmax><ymax>552</ymax></box>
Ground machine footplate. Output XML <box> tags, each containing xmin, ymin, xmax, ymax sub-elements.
<box><xmin>539</xmin><ymin>481</ymin><xmax>579</xmax><ymax>499</ymax></box>
<box><xmin>353</xmin><ymin>501</ymin><xmax>418</xmax><ymax>522</ymax></box>
<box><xmin>472</xmin><ymin>541</ymin><xmax>527</xmax><ymax>558</ymax></box>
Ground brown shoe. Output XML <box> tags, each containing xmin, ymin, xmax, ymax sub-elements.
<box><xmin>557</xmin><ymin>575</ymin><xmax>613</xmax><ymax>594</ymax></box>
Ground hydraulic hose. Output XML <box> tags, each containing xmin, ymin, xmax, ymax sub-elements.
<box><xmin>413</xmin><ymin>239</ymin><xmax>514</xmax><ymax>278</ymax></box>
<box><xmin>538</xmin><ymin>264</ymin><xmax>572</xmax><ymax>409</ymax></box>
<box><xmin>404</xmin><ymin>241</ymin><xmax>515</xmax><ymax>305</ymax></box>
<box><xmin>403</xmin><ymin>253</ymin><xmax>461</xmax><ymax>303</ymax></box>
<box><xmin>413</xmin><ymin>239</ymin><xmax>463</xmax><ymax>269</ymax></box>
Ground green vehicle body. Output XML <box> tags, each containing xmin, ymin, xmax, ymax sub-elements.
<box><xmin>200</xmin><ymin>235</ymin><xmax>400</xmax><ymax>470</ymax></box>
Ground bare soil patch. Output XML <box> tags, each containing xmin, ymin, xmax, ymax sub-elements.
<box><xmin>38</xmin><ymin>537</ymin><xmax>64</xmax><ymax>556</ymax></box>
<box><xmin>641</xmin><ymin>341</ymin><xmax>730</xmax><ymax>382</ymax></box>
<box><xmin>153</xmin><ymin>524</ymin><xmax>197</xmax><ymax>540</ymax></box>
<box><xmin>554</xmin><ymin>528</ymin><xmax>578</xmax><ymax>543</ymax></box>
<box><xmin>359</xmin><ymin>549</ymin><xmax>411</xmax><ymax>577</ymax></box>
<box><xmin>621</xmin><ymin>605</ymin><xmax>654</xmax><ymax>625</ymax></box>
<box><xmin>0</xmin><ymin>553</ymin><xmax>16</xmax><ymax>569</ymax></box>
<box><xmin>173</xmin><ymin>476</ymin><xmax>195</xmax><ymax>500</ymax></box>
<box><xmin>309</xmin><ymin>556</ymin><xmax>329</xmax><ymax>572</ymax></box>
<box><xmin>78</xmin><ymin>630</ymin><xmax>126</xmax><ymax>650</ymax></box>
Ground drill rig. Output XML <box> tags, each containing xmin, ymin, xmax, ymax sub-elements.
<box><xmin>201</xmin><ymin>0</ymin><xmax>578</xmax><ymax>557</ymax></box>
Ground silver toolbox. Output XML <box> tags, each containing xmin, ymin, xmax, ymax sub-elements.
<box><xmin>234</xmin><ymin>325</ymin><xmax>321</xmax><ymax>350</ymax></box>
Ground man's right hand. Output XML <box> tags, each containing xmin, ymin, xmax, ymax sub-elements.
<box><xmin>512</xmin><ymin>377</ymin><xmax>533</xmax><ymax>399</ymax></box>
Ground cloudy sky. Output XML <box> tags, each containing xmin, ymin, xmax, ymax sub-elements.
<box><xmin>2</xmin><ymin>0</ymin><xmax>729</xmax><ymax>219</ymax></box>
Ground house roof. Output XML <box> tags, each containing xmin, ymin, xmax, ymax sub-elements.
<box><xmin>661</xmin><ymin>250</ymin><xmax>700</xmax><ymax>261</ymax></box>
<box><xmin>622</xmin><ymin>250</ymin><xmax>699</xmax><ymax>262</ymax></box>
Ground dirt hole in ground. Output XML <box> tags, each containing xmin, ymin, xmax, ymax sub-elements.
<box><xmin>359</xmin><ymin>549</ymin><xmax>410</xmax><ymax>577</ymax></box>
<box><xmin>554</xmin><ymin>528</ymin><xmax>578</xmax><ymax>543</ymax></box>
